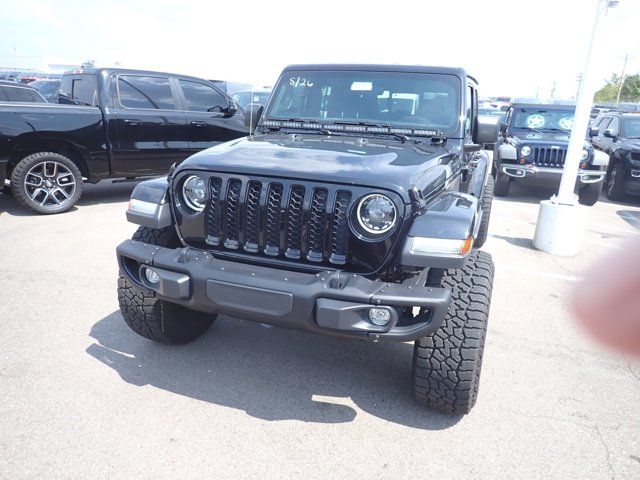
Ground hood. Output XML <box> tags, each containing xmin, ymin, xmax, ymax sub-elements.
<box><xmin>618</xmin><ymin>138</ymin><xmax>640</xmax><ymax>151</ymax></box>
<box><xmin>180</xmin><ymin>133</ymin><xmax>460</xmax><ymax>203</ymax></box>
<box><xmin>511</xmin><ymin>131</ymin><xmax>591</xmax><ymax>149</ymax></box>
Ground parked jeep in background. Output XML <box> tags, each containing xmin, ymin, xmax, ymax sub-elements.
<box><xmin>116</xmin><ymin>64</ymin><xmax>499</xmax><ymax>414</ymax></box>
<box><xmin>591</xmin><ymin>111</ymin><xmax>640</xmax><ymax>200</ymax></box>
<box><xmin>0</xmin><ymin>67</ymin><xmax>246</xmax><ymax>214</ymax></box>
<box><xmin>493</xmin><ymin>103</ymin><xmax>607</xmax><ymax>206</ymax></box>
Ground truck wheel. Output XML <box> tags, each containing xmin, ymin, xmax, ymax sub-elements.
<box><xmin>413</xmin><ymin>250</ymin><xmax>494</xmax><ymax>414</ymax></box>
<box><xmin>493</xmin><ymin>169</ymin><xmax>510</xmax><ymax>197</ymax></box>
<box><xmin>10</xmin><ymin>152</ymin><xmax>83</xmax><ymax>214</ymax></box>
<box><xmin>474</xmin><ymin>175</ymin><xmax>493</xmax><ymax>248</ymax></box>
<box><xmin>117</xmin><ymin>226</ymin><xmax>216</xmax><ymax>344</ymax></box>
<box><xmin>578</xmin><ymin>181</ymin><xmax>603</xmax><ymax>206</ymax></box>
<box><xmin>606</xmin><ymin>164</ymin><xmax>626</xmax><ymax>201</ymax></box>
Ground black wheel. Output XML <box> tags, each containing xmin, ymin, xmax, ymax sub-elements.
<box><xmin>493</xmin><ymin>169</ymin><xmax>510</xmax><ymax>196</ymax></box>
<box><xmin>117</xmin><ymin>226</ymin><xmax>216</xmax><ymax>344</ymax></box>
<box><xmin>578</xmin><ymin>181</ymin><xmax>603</xmax><ymax>206</ymax></box>
<box><xmin>413</xmin><ymin>250</ymin><xmax>494</xmax><ymax>414</ymax></box>
<box><xmin>606</xmin><ymin>163</ymin><xmax>626</xmax><ymax>201</ymax></box>
<box><xmin>10</xmin><ymin>152</ymin><xmax>83</xmax><ymax>214</ymax></box>
<box><xmin>474</xmin><ymin>175</ymin><xmax>493</xmax><ymax>248</ymax></box>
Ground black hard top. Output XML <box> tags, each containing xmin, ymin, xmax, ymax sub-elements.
<box><xmin>281</xmin><ymin>64</ymin><xmax>477</xmax><ymax>84</ymax></box>
<box><xmin>64</xmin><ymin>66</ymin><xmax>214</xmax><ymax>84</ymax></box>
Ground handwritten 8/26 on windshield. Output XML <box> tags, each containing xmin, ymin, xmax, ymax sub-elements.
<box><xmin>289</xmin><ymin>77</ymin><xmax>314</xmax><ymax>87</ymax></box>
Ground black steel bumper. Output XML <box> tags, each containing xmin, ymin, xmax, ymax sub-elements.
<box><xmin>500</xmin><ymin>165</ymin><xmax>605</xmax><ymax>186</ymax></box>
<box><xmin>116</xmin><ymin>240</ymin><xmax>451</xmax><ymax>342</ymax></box>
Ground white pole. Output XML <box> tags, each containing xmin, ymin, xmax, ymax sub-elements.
<box><xmin>555</xmin><ymin>0</ymin><xmax>608</xmax><ymax>205</ymax></box>
<box><xmin>615</xmin><ymin>53</ymin><xmax>629</xmax><ymax>105</ymax></box>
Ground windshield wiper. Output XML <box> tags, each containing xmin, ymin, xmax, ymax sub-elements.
<box><xmin>514</xmin><ymin>126</ymin><xmax>544</xmax><ymax>135</ymax></box>
<box><xmin>541</xmin><ymin>127</ymin><xmax>570</xmax><ymax>133</ymax></box>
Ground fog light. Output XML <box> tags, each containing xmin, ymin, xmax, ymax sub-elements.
<box><xmin>519</xmin><ymin>158</ymin><xmax>526</xmax><ymax>165</ymax></box>
<box><xmin>144</xmin><ymin>267</ymin><xmax>161</xmax><ymax>285</ymax></box>
<box><xmin>369</xmin><ymin>307</ymin><xmax>391</xmax><ymax>326</ymax></box>
<box><xmin>580</xmin><ymin>162</ymin><xmax>587</xmax><ymax>169</ymax></box>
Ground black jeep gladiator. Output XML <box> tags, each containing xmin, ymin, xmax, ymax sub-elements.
<box><xmin>115</xmin><ymin>64</ymin><xmax>499</xmax><ymax>414</ymax></box>
<box><xmin>591</xmin><ymin>111</ymin><xmax>640</xmax><ymax>200</ymax></box>
<box><xmin>0</xmin><ymin>67</ymin><xmax>246</xmax><ymax>214</ymax></box>
<box><xmin>493</xmin><ymin>103</ymin><xmax>608</xmax><ymax>205</ymax></box>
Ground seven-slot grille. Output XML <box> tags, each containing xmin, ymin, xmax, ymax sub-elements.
<box><xmin>532</xmin><ymin>147</ymin><xmax>567</xmax><ymax>167</ymax></box>
<box><xmin>204</xmin><ymin>176</ymin><xmax>353</xmax><ymax>266</ymax></box>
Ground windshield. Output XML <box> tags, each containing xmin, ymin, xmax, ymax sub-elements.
<box><xmin>264</xmin><ymin>70</ymin><xmax>461</xmax><ymax>135</ymax></box>
<box><xmin>621</xmin><ymin>117</ymin><xmax>640</xmax><ymax>138</ymax></box>
<box><xmin>511</xmin><ymin>107</ymin><xmax>575</xmax><ymax>131</ymax></box>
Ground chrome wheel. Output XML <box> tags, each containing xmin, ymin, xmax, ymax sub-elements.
<box><xmin>23</xmin><ymin>161</ymin><xmax>76</xmax><ymax>208</ymax></box>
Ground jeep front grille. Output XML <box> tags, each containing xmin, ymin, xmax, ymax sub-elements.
<box><xmin>532</xmin><ymin>147</ymin><xmax>567</xmax><ymax>167</ymax></box>
<box><xmin>204</xmin><ymin>176</ymin><xmax>353</xmax><ymax>266</ymax></box>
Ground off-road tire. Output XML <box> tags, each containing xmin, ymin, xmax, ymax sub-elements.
<box><xmin>413</xmin><ymin>250</ymin><xmax>494</xmax><ymax>414</ymax></box>
<box><xmin>493</xmin><ymin>168</ymin><xmax>510</xmax><ymax>197</ymax></box>
<box><xmin>474</xmin><ymin>175</ymin><xmax>494</xmax><ymax>248</ymax></box>
<box><xmin>118</xmin><ymin>226</ymin><xmax>216</xmax><ymax>344</ymax></box>
<box><xmin>578</xmin><ymin>181</ymin><xmax>603</xmax><ymax>206</ymax></box>
<box><xmin>10</xmin><ymin>152</ymin><xmax>83</xmax><ymax>214</ymax></box>
<box><xmin>606</xmin><ymin>163</ymin><xmax>626</xmax><ymax>201</ymax></box>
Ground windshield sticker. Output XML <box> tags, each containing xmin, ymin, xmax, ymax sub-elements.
<box><xmin>527</xmin><ymin>114</ymin><xmax>546</xmax><ymax>128</ymax></box>
<box><xmin>351</xmin><ymin>81</ymin><xmax>373</xmax><ymax>91</ymax></box>
<box><xmin>558</xmin><ymin>116</ymin><xmax>574</xmax><ymax>130</ymax></box>
<box><xmin>289</xmin><ymin>77</ymin><xmax>314</xmax><ymax>88</ymax></box>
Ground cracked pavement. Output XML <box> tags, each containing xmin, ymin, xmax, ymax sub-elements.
<box><xmin>1</xmin><ymin>180</ymin><xmax>639</xmax><ymax>479</ymax></box>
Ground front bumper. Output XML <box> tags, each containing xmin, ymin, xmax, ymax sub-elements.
<box><xmin>116</xmin><ymin>240</ymin><xmax>451</xmax><ymax>342</ymax></box>
<box><xmin>501</xmin><ymin>165</ymin><xmax>605</xmax><ymax>185</ymax></box>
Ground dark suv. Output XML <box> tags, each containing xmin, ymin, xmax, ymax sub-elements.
<box><xmin>115</xmin><ymin>64</ymin><xmax>499</xmax><ymax>414</ymax></box>
<box><xmin>591</xmin><ymin>111</ymin><xmax>640</xmax><ymax>200</ymax></box>
<box><xmin>493</xmin><ymin>103</ymin><xmax>607</xmax><ymax>205</ymax></box>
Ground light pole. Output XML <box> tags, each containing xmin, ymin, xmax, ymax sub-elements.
<box><xmin>533</xmin><ymin>0</ymin><xmax>618</xmax><ymax>255</ymax></box>
<box><xmin>615</xmin><ymin>53</ymin><xmax>629</xmax><ymax>104</ymax></box>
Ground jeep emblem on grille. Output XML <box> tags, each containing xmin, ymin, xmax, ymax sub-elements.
<box><xmin>550</xmin><ymin>145</ymin><xmax>560</xmax><ymax>149</ymax></box>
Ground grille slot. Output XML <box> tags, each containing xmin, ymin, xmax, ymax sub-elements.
<box><xmin>533</xmin><ymin>147</ymin><xmax>567</xmax><ymax>167</ymax></box>
<box><xmin>202</xmin><ymin>176</ymin><xmax>372</xmax><ymax>267</ymax></box>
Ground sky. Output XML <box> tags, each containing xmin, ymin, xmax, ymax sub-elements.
<box><xmin>1</xmin><ymin>0</ymin><xmax>639</xmax><ymax>99</ymax></box>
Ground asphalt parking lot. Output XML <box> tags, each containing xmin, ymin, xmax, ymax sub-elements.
<box><xmin>1</xmin><ymin>180</ymin><xmax>639</xmax><ymax>480</ymax></box>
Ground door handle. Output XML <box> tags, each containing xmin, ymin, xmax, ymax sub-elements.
<box><xmin>124</xmin><ymin>119</ymin><xmax>142</xmax><ymax>126</ymax></box>
<box><xmin>190</xmin><ymin>120</ymin><xmax>207</xmax><ymax>127</ymax></box>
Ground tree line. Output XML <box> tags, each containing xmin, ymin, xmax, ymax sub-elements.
<box><xmin>594</xmin><ymin>73</ymin><xmax>640</xmax><ymax>103</ymax></box>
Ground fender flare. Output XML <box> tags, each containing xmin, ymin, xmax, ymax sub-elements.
<box><xmin>126</xmin><ymin>176</ymin><xmax>173</xmax><ymax>228</ymax></box>
<box><xmin>592</xmin><ymin>149</ymin><xmax>609</xmax><ymax>167</ymax></box>
<box><xmin>497</xmin><ymin>143</ymin><xmax>517</xmax><ymax>161</ymax></box>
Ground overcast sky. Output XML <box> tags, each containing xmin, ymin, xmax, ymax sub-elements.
<box><xmin>1</xmin><ymin>0</ymin><xmax>638</xmax><ymax>99</ymax></box>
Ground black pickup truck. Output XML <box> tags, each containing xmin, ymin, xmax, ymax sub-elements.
<box><xmin>116</xmin><ymin>64</ymin><xmax>499</xmax><ymax>414</ymax></box>
<box><xmin>0</xmin><ymin>67</ymin><xmax>247</xmax><ymax>214</ymax></box>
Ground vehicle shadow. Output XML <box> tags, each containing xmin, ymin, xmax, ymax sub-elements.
<box><xmin>617</xmin><ymin>210</ymin><xmax>640</xmax><ymax>231</ymax></box>
<box><xmin>494</xmin><ymin>181</ymin><xmax>557</xmax><ymax>205</ymax></box>
<box><xmin>0</xmin><ymin>180</ymin><xmax>139</xmax><ymax>216</ymax></box>
<box><xmin>86</xmin><ymin>311</ymin><xmax>462</xmax><ymax>430</ymax></box>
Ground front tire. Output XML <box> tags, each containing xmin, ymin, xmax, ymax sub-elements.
<box><xmin>474</xmin><ymin>175</ymin><xmax>494</xmax><ymax>248</ymax></box>
<box><xmin>606</xmin><ymin>163</ymin><xmax>626</xmax><ymax>201</ymax></box>
<box><xmin>578</xmin><ymin>181</ymin><xmax>603</xmax><ymax>206</ymax></box>
<box><xmin>117</xmin><ymin>226</ymin><xmax>216</xmax><ymax>344</ymax></box>
<box><xmin>413</xmin><ymin>250</ymin><xmax>494</xmax><ymax>414</ymax></box>
<box><xmin>493</xmin><ymin>168</ymin><xmax>510</xmax><ymax>197</ymax></box>
<box><xmin>10</xmin><ymin>152</ymin><xmax>83</xmax><ymax>214</ymax></box>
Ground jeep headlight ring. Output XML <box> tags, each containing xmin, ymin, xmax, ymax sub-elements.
<box><xmin>357</xmin><ymin>194</ymin><xmax>397</xmax><ymax>235</ymax></box>
<box><xmin>521</xmin><ymin>146</ymin><xmax>532</xmax><ymax>157</ymax></box>
<box><xmin>181</xmin><ymin>175</ymin><xmax>207</xmax><ymax>213</ymax></box>
<box><xmin>580</xmin><ymin>149</ymin><xmax>589</xmax><ymax>161</ymax></box>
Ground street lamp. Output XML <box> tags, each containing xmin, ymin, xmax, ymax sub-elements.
<box><xmin>533</xmin><ymin>0</ymin><xmax>618</xmax><ymax>256</ymax></box>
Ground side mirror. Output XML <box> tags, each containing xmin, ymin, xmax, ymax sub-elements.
<box><xmin>474</xmin><ymin>115</ymin><xmax>500</xmax><ymax>145</ymax></box>
<box><xmin>225</xmin><ymin>100</ymin><xmax>238</xmax><ymax>117</ymax></box>
<box><xmin>589</xmin><ymin>126</ymin><xmax>599</xmax><ymax>137</ymax></box>
<box><xmin>499</xmin><ymin>121</ymin><xmax>508</xmax><ymax>134</ymax></box>
<box><xmin>244</xmin><ymin>103</ymin><xmax>264</xmax><ymax>132</ymax></box>
<box><xmin>603</xmin><ymin>129</ymin><xmax>617</xmax><ymax>140</ymax></box>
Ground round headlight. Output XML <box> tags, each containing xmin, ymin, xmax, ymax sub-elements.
<box><xmin>357</xmin><ymin>194</ymin><xmax>397</xmax><ymax>235</ymax></box>
<box><xmin>182</xmin><ymin>175</ymin><xmax>207</xmax><ymax>213</ymax></box>
<box><xmin>580</xmin><ymin>149</ymin><xmax>589</xmax><ymax>161</ymax></box>
<box><xmin>521</xmin><ymin>146</ymin><xmax>532</xmax><ymax>157</ymax></box>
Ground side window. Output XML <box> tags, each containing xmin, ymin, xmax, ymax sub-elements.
<box><xmin>599</xmin><ymin>117</ymin><xmax>612</xmax><ymax>131</ymax></box>
<box><xmin>5</xmin><ymin>87</ymin><xmax>36</xmax><ymax>102</ymax></box>
<box><xmin>118</xmin><ymin>75</ymin><xmax>175</xmax><ymax>110</ymax></box>
<box><xmin>592</xmin><ymin>115</ymin><xmax>603</xmax><ymax>128</ymax></box>
<box><xmin>71</xmin><ymin>76</ymin><xmax>97</xmax><ymax>105</ymax></box>
<box><xmin>608</xmin><ymin>117</ymin><xmax>619</xmax><ymax>134</ymax></box>
<box><xmin>179</xmin><ymin>80</ymin><xmax>227</xmax><ymax>112</ymax></box>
